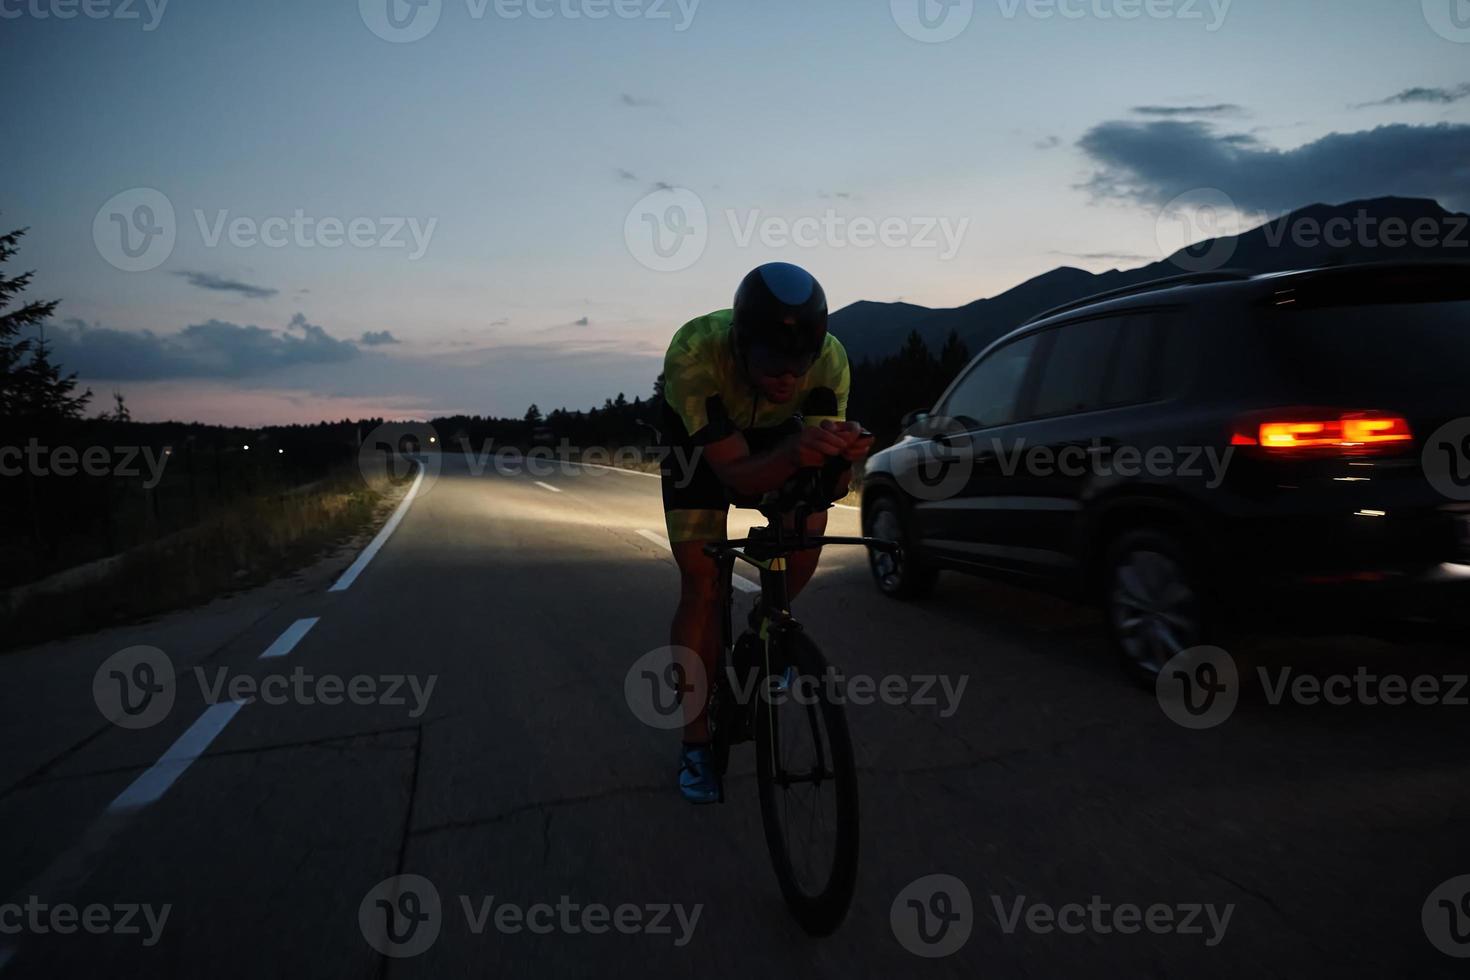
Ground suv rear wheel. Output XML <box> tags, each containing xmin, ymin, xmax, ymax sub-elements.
<box><xmin>1104</xmin><ymin>528</ymin><xmax>1213</xmax><ymax>688</ymax></box>
<box><xmin>865</xmin><ymin>495</ymin><xmax>937</xmax><ymax>599</ymax></box>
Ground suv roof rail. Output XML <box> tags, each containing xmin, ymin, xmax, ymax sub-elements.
<box><xmin>1023</xmin><ymin>269</ymin><xmax>1254</xmax><ymax>325</ymax></box>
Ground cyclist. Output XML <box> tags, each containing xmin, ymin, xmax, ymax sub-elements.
<box><xmin>660</xmin><ymin>262</ymin><xmax>873</xmax><ymax>804</ymax></box>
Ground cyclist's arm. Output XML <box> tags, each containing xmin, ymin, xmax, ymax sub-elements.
<box><xmin>703</xmin><ymin>424</ymin><xmax>851</xmax><ymax>498</ymax></box>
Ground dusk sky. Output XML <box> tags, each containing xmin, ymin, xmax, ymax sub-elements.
<box><xmin>4</xmin><ymin>0</ymin><xmax>1469</xmax><ymax>424</ymax></box>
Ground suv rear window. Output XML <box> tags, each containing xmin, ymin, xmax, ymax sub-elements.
<box><xmin>1271</xmin><ymin>301</ymin><xmax>1470</xmax><ymax>399</ymax></box>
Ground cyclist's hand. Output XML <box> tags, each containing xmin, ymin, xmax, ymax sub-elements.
<box><xmin>791</xmin><ymin>423</ymin><xmax>852</xmax><ymax>468</ymax></box>
<box><xmin>832</xmin><ymin>421</ymin><xmax>874</xmax><ymax>462</ymax></box>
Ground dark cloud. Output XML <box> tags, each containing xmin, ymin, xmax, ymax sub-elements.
<box><xmin>1132</xmin><ymin>104</ymin><xmax>1243</xmax><ymax>118</ymax></box>
<box><xmin>47</xmin><ymin>313</ymin><xmax>360</xmax><ymax>380</ymax></box>
<box><xmin>650</xmin><ymin>180</ymin><xmax>675</xmax><ymax>192</ymax></box>
<box><xmin>1078</xmin><ymin>120</ymin><xmax>1470</xmax><ymax>212</ymax></box>
<box><xmin>616</xmin><ymin>168</ymin><xmax>639</xmax><ymax>182</ymax></box>
<box><xmin>1353</xmin><ymin>84</ymin><xmax>1470</xmax><ymax>108</ymax></box>
<box><xmin>173</xmin><ymin>270</ymin><xmax>278</xmax><ymax>299</ymax></box>
<box><xmin>359</xmin><ymin>330</ymin><xmax>400</xmax><ymax>346</ymax></box>
<box><xmin>1034</xmin><ymin>135</ymin><xmax>1062</xmax><ymax>150</ymax></box>
<box><xmin>620</xmin><ymin>94</ymin><xmax>657</xmax><ymax>108</ymax></box>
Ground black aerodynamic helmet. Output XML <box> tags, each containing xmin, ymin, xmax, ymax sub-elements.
<box><xmin>731</xmin><ymin>263</ymin><xmax>828</xmax><ymax>371</ymax></box>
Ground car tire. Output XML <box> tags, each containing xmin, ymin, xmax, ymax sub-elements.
<box><xmin>864</xmin><ymin>494</ymin><xmax>937</xmax><ymax>599</ymax></box>
<box><xmin>1103</xmin><ymin>527</ymin><xmax>1219</xmax><ymax>689</ymax></box>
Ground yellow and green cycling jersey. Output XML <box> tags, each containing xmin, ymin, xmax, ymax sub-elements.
<box><xmin>661</xmin><ymin>309</ymin><xmax>850</xmax><ymax>444</ymax></box>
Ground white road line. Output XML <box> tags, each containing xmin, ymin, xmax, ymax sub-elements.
<box><xmin>259</xmin><ymin>617</ymin><xmax>319</xmax><ymax>660</ymax></box>
<box><xmin>564</xmin><ymin>459</ymin><xmax>660</xmax><ymax>479</ymax></box>
<box><xmin>107</xmin><ymin>701</ymin><xmax>246</xmax><ymax>813</ymax></box>
<box><xmin>637</xmin><ymin>529</ymin><xmax>671</xmax><ymax>548</ymax></box>
<box><xmin>534</xmin><ymin>481</ymin><xmax>562</xmax><ymax>493</ymax></box>
<box><xmin>330</xmin><ymin>464</ymin><xmax>425</xmax><ymax>592</ymax></box>
<box><xmin>637</xmin><ymin>529</ymin><xmax>760</xmax><ymax>594</ymax></box>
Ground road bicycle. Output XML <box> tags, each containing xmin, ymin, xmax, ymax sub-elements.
<box><xmin>701</xmin><ymin>458</ymin><xmax>898</xmax><ymax>936</ymax></box>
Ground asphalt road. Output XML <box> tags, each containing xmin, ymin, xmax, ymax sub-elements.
<box><xmin>1</xmin><ymin>451</ymin><xmax>1467</xmax><ymax>978</ymax></box>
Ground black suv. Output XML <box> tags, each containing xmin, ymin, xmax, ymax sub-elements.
<box><xmin>859</xmin><ymin>263</ymin><xmax>1470</xmax><ymax>685</ymax></box>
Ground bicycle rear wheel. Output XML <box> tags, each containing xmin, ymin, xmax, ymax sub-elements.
<box><xmin>754</xmin><ymin>630</ymin><xmax>859</xmax><ymax>936</ymax></box>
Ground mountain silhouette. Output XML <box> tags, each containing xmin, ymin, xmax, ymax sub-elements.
<box><xmin>831</xmin><ymin>197</ymin><xmax>1470</xmax><ymax>362</ymax></box>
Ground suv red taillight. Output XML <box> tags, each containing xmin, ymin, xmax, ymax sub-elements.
<box><xmin>1230</xmin><ymin>409</ymin><xmax>1415</xmax><ymax>456</ymax></box>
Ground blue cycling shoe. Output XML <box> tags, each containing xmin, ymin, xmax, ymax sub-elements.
<box><xmin>678</xmin><ymin>743</ymin><xmax>722</xmax><ymax>805</ymax></box>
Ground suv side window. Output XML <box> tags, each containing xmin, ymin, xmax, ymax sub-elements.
<box><xmin>1102</xmin><ymin>314</ymin><xmax>1156</xmax><ymax>407</ymax></box>
<box><xmin>1031</xmin><ymin>317</ymin><xmax>1123</xmax><ymax>418</ymax></box>
<box><xmin>941</xmin><ymin>334</ymin><xmax>1040</xmax><ymax>430</ymax></box>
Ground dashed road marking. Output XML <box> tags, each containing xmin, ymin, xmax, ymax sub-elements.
<box><xmin>259</xmin><ymin>618</ymin><xmax>319</xmax><ymax>660</ymax></box>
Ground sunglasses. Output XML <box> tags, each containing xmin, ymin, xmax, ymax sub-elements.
<box><xmin>746</xmin><ymin>345</ymin><xmax>817</xmax><ymax>379</ymax></box>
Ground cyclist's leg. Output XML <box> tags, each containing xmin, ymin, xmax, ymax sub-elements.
<box><xmin>660</xmin><ymin>407</ymin><xmax>730</xmax><ymax>743</ymax></box>
<box><xmin>666</xmin><ymin>515</ymin><xmax>727</xmax><ymax>743</ymax></box>
<box><xmin>781</xmin><ymin>508</ymin><xmax>828</xmax><ymax>600</ymax></box>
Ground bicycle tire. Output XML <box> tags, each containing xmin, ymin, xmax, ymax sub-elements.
<box><xmin>754</xmin><ymin>630</ymin><xmax>859</xmax><ymax>936</ymax></box>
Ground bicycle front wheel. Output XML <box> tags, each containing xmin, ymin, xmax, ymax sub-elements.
<box><xmin>754</xmin><ymin>630</ymin><xmax>859</xmax><ymax>936</ymax></box>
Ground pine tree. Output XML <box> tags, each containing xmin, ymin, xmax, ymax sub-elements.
<box><xmin>0</xmin><ymin>225</ymin><xmax>91</xmax><ymax>419</ymax></box>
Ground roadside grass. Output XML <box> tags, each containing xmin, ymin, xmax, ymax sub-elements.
<box><xmin>1</xmin><ymin>469</ymin><xmax>396</xmax><ymax>651</ymax></box>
